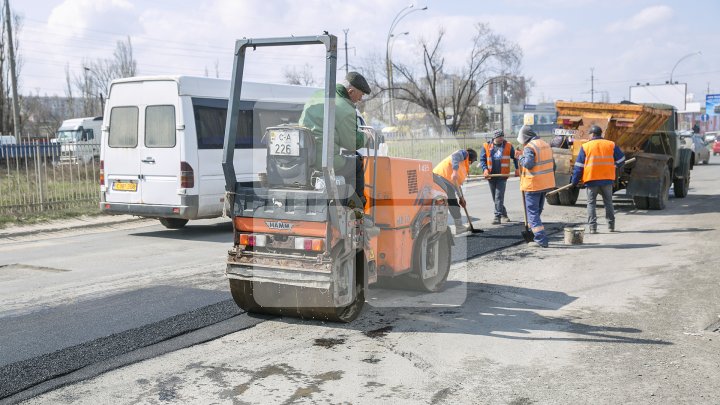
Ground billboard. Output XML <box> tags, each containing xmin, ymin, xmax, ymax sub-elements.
<box><xmin>706</xmin><ymin>94</ymin><xmax>720</xmax><ymax>117</ymax></box>
<box><xmin>629</xmin><ymin>83</ymin><xmax>687</xmax><ymax>111</ymax></box>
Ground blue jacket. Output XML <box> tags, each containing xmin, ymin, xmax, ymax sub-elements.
<box><xmin>480</xmin><ymin>141</ymin><xmax>519</xmax><ymax>175</ymax></box>
<box><xmin>570</xmin><ymin>136</ymin><xmax>625</xmax><ymax>186</ymax></box>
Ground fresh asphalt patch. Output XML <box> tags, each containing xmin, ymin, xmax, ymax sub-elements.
<box><xmin>0</xmin><ymin>300</ymin><xmax>268</xmax><ymax>404</ymax></box>
<box><xmin>452</xmin><ymin>221</ymin><xmax>567</xmax><ymax>263</ymax></box>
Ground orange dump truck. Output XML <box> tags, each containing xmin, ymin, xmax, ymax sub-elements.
<box><xmin>548</xmin><ymin>101</ymin><xmax>693</xmax><ymax>210</ymax></box>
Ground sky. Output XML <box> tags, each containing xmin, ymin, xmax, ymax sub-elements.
<box><xmin>9</xmin><ymin>0</ymin><xmax>720</xmax><ymax>106</ymax></box>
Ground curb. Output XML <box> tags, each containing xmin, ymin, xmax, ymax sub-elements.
<box><xmin>0</xmin><ymin>217</ymin><xmax>151</xmax><ymax>239</ymax></box>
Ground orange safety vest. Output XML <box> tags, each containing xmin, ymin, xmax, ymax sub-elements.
<box><xmin>483</xmin><ymin>142</ymin><xmax>512</xmax><ymax>174</ymax></box>
<box><xmin>433</xmin><ymin>152</ymin><xmax>470</xmax><ymax>186</ymax></box>
<box><xmin>581</xmin><ymin>139</ymin><xmax>617</xmax><ymax>183</ymax></box>
<box><xmin>520</xmin><ymin>139</ymin><xmax>555</xmax><ymax>192</ymax></box>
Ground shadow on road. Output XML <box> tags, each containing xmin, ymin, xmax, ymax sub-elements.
<box><xmin>562</xmin><ymin>243</ymin><xmax>661</xmax><ymax>249</ymax></box>
<box><xmin>130</xmin><ymin>221</ymin><xmax>233</xmax><ymax>242</ymax></box>
<box><xmin>620</xmin><ymin>227</ymin><xmax>715</xmax><ymax>234</ymax></box>
<box><xmin>291</xmin><ymin>282</ymin><xmax>672</xmax><ymax>346</ymax></box>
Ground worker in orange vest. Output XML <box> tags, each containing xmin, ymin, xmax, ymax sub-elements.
<box><xmin>515</xmin><ymin>125</ymin><xmax>555</xmax><ymax>247</ymax></box>
<box><xmin>481</xmin><ymin>129</ymin><xmax>519</xmax><ymax>224</ymax></box>
<box><xmin>433</xmin><ymin>148</ymin><xmax>479</xmax><ymax>233</ymax></box>
<box><xmin>570</xmin><ymin>125</ymin><xmax>625</xmax><ymax>233</ymax></box>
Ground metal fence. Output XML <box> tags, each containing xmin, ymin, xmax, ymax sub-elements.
<box><xmin>385</xmin><ymin>136</ymin><xmax>488</xmax><ymax>167</ymax></box>
<box><xmin>0</xmin><ymin>135</ymin><xmax>487</xmax><ymax>217</ymax></box>
<box><xmin>0</xmin><ymin>141</ymin><xmax>100</xmax><ymax>216</ymax></box>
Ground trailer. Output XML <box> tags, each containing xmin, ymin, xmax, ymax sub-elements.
<box><xmin>549</xmin><ymin>101</ymin><xmax>693</xmax><ymax>210</ymax></box>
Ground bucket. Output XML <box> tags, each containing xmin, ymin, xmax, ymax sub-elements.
<box><xmin>564</xmin><ymin>227</ymin><xmax>585</xmax><ymax>245</ymax></box>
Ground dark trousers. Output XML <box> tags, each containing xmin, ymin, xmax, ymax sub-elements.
<box><xmin>434</xmin><ymin>175</ymin><xmax>462</xmax><ymax>220</ymax></box>
<box><xmin>488</xmin><ymin>179</ymin><xmax>508</xmax><ymax>218</ymax></box>
<box><xmin>337</xmin><ymin>153</ymin><xmax>365</xmax><ymax>206</ymax></box>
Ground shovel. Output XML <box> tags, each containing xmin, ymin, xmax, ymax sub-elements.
<box><xmin>455</xmin><ymin>183</ymin><xmax>484</xmax><ymax>234</ymax></box>
<box><xmin>520</xmin><ymin>190</ymin><xmax>535</xmax><ymax>243</ymax></box>
<box><xmin>546</xmin><ymin>183</ymin><xmax>575</xmax><ymax>197</ymax></box>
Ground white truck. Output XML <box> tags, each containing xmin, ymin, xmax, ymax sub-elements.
<box><xmin>55</xmin><ymin>116</ymin><xmax>103</xmax><ymax>163</ymax></box>
<box><xmin>99</xmin><ymin>75</ymin><xmax>318</xmax><ymax>229</ymax></box>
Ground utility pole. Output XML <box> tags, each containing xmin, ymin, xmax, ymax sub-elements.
<box><xmin>590</xmin><ymin>68</ymin><xmax>595</xmax><ymax>103</ymax></box>
<box><xmin>342</xmin><ymin>29</ymin><xmax>349</xmax><ymax>76</ymax></box>
<box><xmin>500</xmin><ymin>78</ymin><xmax>506</xmax><ymax>134</ymax></box>
<box><xmin>4</xmin><ymin>0</ymin><xmax>21</xmax><ymax>140</ymax></box>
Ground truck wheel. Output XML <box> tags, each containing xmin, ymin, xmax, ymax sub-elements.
<box><xmin>673</xmin><ymin>175</ymin><xmax>689</xmax><ymax>198</ymax></box>
<box><xmin>648</xmin><ymin>166</ymin><xmax>670</xmax><ymax>210</ymax></box>
<box><xmin>409</xmin><ymin>228</ymin><xmax>451</xmax><ymax>292</ymax></box>
<box><xmin>559</xmin><ymin>187</ymin><xmax>580</xmax><ymax>205</ymax></box>
<box><xmin>159</xmin><ymin>218</ymin><xmax>189</xmax><ymax>229</ymax></box>
<box><xmin>546</xmin><ymin>190</ymin><xmax>561</xmax><ymax>205</ymax></box>
<box><xmin>633</xmin><ymin>196</ymin><xmax>649</xmax><ymax>210</ymax></box>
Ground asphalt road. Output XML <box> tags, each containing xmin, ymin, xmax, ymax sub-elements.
<box><xmin>5</xmin><ymin>164</ymin><xmax>719</xmax><ymax>403</ymax></box>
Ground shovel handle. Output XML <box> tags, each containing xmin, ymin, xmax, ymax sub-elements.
<box><xmin>546</xmin><ymin>183</ymin><xmax>575</xmax><ymax>197</ymax></box>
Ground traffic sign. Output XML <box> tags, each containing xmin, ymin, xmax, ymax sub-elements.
<box><xmin>701</xmin><ymin>114</ymin><xmax>709</xmax><ymax>122</ymax></box>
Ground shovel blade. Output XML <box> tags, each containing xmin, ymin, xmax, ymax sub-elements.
<box><xmin>521</xmin><ymin>230</ymin><xmax>535</xmax><ymax>243</ymax></box>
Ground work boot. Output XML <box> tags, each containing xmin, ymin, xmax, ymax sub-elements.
<box><xmin>608</xmin><ymin>222</ymin><xmax>615</xmax><ymax>232</ymax></box>
<box><xmin>528</xmin><ymin>241</ymin><xmax>548</xmax><ymax>248</ymax></box>
<box><xmin>589</xmin><ymin>226</ymin><xmax>597</xmax><ymax>234</ymax></box>
<box><xmin>491</xmin><ymin>217</ymin><xmax>501</xmax><ymax>225</ymax></box>
<box><xmin>502</xmin><ymin>215</ymin><xmax>511</xmax><ymax>223</ymax></box>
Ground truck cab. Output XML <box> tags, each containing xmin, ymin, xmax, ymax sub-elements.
<box><xmin>55</xmin><ymin>117</ymin><xmax>102</xmax><ymax>163</ymax></box>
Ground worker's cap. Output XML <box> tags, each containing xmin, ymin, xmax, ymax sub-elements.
<box><xmin>346</xmin><ymin>71</ymin><xmax>371</xmax><ymax>95</ymax></box>
<box><xmin>588</xmin><ymin>125</ymin><xmax>603</xmax><ymax>137</ymax></box>
<box><xmin>492</xmin><ymin>129</ymin><xmax>504</xmax><ymax>139</ymax></box>
<box><xmin>467</xmin><ymin>148</ymin><xmax>478</xmax><ymax>162</ymax></box>
<box><xmin>517</xmin><ymin>125</ymin><xmax>537</xmax><ymax>145</ymax></box>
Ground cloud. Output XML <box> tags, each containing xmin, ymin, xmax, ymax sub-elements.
<box><xmin>607</xmin><ymin>5</ymin><xmax>673</xmax><ymax>32</ymax></box>
<box><xmin>516</xmin><ymin>19</ymin><xmax>566</xmax><ymax>56</ymax></box>
<box><xmin>47</xmin><ymin>0</ymin><xmax>140</xmax><ymax>36</ymax></box>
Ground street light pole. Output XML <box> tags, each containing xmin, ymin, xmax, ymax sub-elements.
<box><xmin>385</xmin><ymin>5</ymin><xmax>427</xmax><ymax>124</ymax></box>
<box><xmin>488</xmin><ymin>74</ymin><xmax>525</xmax><ymax>135</ymax></box>
<box><xmin>670</xmin><ymin>51</ymin><xmax>701</xmax><ymax>83</ymax></box>
<box><xmin>343</xmin><ymin>29</ymin><xmax>349</xmax><ymax>76</ymax></box>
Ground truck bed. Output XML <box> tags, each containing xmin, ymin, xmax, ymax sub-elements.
<box><xmin>555</xmin><ymin>101</ymin><xmax>672</xmax><ymax>154</ymax></box>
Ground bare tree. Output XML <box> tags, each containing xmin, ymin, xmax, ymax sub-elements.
<box><xmin>283</xmin><ymin>63</ymin><xmax>316</xmax><ymax>86</ymax></box>
<box><xmin>75</xmin><ymin>36</ymin><xmax>138</xmax><ymax>116</ymax></box>
<box><xmin>382</xmin><ymin>23</ymin><xmax>523</xmax><ymax>133</ymax></box>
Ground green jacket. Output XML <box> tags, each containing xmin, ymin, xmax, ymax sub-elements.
<box><xmin>299</xmin><ymin>84</ymin><xmax>365</xmax><ymax>168</ymax></box>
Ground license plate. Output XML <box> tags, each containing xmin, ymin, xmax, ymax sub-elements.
<box><xmin>553</xmin><ymin>128</ymin><xmax>578</xmax><ymax>136</ymax></box>
<box><xmin>113</xmin><ymin>181</ymin><xmax>137</xmax><ymax>192</ymax></box>
<box><xmin>269</xmin><ymin>130</ymin><xmax>300</xmax><ymax>156</ymax></box>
